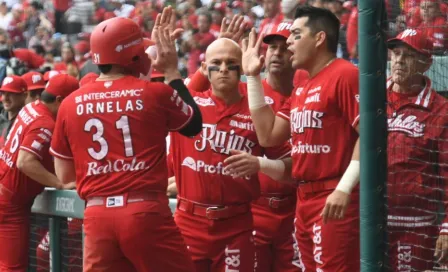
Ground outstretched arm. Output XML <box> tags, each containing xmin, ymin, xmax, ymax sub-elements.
<box><xmin>242</xmin><ymin>29</ymin><xmax>291</xmax><ymax>147</ymax></box>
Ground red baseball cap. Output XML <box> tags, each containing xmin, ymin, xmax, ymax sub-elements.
<box><xmin>263</xmin><ymin>22</ymin><xmax>292</xmax><ymax>44</ymax></box>
<box><xmin>0</xmin><ymin>75</ymin><xmax>27</xmax><ymax>93</ymax></box>
<box><xmin>387</xmin><ymin>28</ymin><xmax>433</xmax><ymax>57</ymax></box>
<box><xmin>43</xmin><ymin>70</ymin><xmax>61</xmax><ymax>81</ymax></box>
<box><xmin>45</xmin><ymin>74</ymin><xmax>79</xmax><ymax>98</ymax></box>
<box><xmin>22</xmin><ymin>71</ymin><xmax>46</xmax><ymax>91</ymax></box>
<box><xmin>79</xmin><ymin>72</ymin><xmax>99</xmax><ymax>86</ymax></box>
<box><xmin>151</xmin><ymin>68</ymin><xmax>164</xmax><ymax>79</ymax></box>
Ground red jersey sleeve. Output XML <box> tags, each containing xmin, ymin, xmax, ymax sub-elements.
<box><xmin>184</xmin><ymin>69</ymin><xmax>210</xmax><ymax>92</ymax></box>
<box><xmin>148</xmin><ymin>82</ymin><xmax>194</xmax><ymax>131</ymax></box>
<box><xmin>50</xmin><ymin>101</ymin><xmax>73</xmax><ymax>160</ymax></box>
<box><xmin>277</xmin><ymin>96</ymin><xmax>291</xmax><ymax>121</ymax></box>
<box><xmin>336</xmin><ymin>68</ymin><xmax>360</xmax><ymax>129</ymax></box>
<box><xmin>263</xmin><ymin>141</ymin><xmax>291</xmax><ymax>160</ymax></box>
<box><xmin>20</xmin><ymin>118</ymin><xmax>54</xmax><ymax>160</ymax></box>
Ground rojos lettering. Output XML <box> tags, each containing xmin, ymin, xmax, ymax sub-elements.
<box><xmin>194</xmin><ymin>124</ymin><xmax>256</xmax><ymax>154</ymax></box>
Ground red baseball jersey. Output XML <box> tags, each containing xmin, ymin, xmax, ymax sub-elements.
<box><xmin>0</xmin><ymin>101</ymin><xmax>55</xmax><ymax>205</ymax></box>
<box><xmin>50</xmin><ymin>76</ymin><xmax>193</xmax><ymax>200</ymax></box>
<box><xmin>259</xmin><ymin>80</ymin><xmax>294</xmax><ymax>195</ymax></box>
<box><xmin>277</xmin><ymin>59</ymin><xmax>359</xmax><ymax>181</ymax></box>
<box><xmin>386</xmin><ymin>76</ymin><xmax>448</xmax><ymax>230</ymax></box>
<box><xmin>170</xmin><ymin>87</ymin><xmax>263</xmax><ymax>205</ymax></box>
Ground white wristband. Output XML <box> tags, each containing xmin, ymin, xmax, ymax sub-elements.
<box><xmin>246</xmin><ymin>75</ymin><xmax>267</xmax><ymax>110</ymax></box>
<box><xmin>258</xmin><ymin>157</ymin><xmax>285</xmax><ymax>181</ymax></box>
<box><xmin>336</xmin><ymin>160</ymin><xmax>360</xmax><ymax>194</ymax></box>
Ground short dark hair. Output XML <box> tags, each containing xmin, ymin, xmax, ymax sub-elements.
<box><xmin>31</xmin><ymin>44</ymin><xmax>46</xmax><ymax>56</ymax></box>
<box><xmin>40</xmin><ymin>91</ymin><xmax>56</xmax><ymax>103</ymax></box>
<box><xmin>98</xmin><ymin>64</ymin><xmax>112</xmax><ymax>74</ymax></box>
<box><xmin>295</xmin><ymin>6</ymin><xmax>340</xmax><ymax>54</ymax></box>
<box><xmin>29</xmin><ymin>89</ymin><xmax>44</xmax><ymax>99</ymax></box>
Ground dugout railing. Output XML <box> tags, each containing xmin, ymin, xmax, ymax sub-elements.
<box><xmin>29</xmin><ymin>188</ymin><xmax>178</xmax><ymax>272</ymax></box>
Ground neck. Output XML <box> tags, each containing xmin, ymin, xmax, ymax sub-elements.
<box><xmin>392</xmin><ymin>76</ymin><xmax>426</xmax><ymax>94</ymax></box>
<box><xmin>212</xmin><ymin>87</ymin><xmax>242</xmax><ymax>105</ymax></box>
<box><xmin>41</xmin><ymin>101</ymin><xmax>57</xmax><ymax>116</ymax></box>
<box><xmin>307</xmin><ymin>52</ymin><xmax>336</xmax><ymax>78</ymax></box>
<box><xmin>98</xmin><ymin>73</ymin><xmax>126</xmax><ymax>81</ymax></box>
<box><xmin>7</xmin><ymin>111</ymin><xmax>18</xmax><ymax>121</ymax></box>
<box><xmin>266</xmin><ymin>71</ymin><xmax>294</xmax><ymax>96</ymax></box>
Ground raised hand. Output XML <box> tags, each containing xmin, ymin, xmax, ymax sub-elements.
<box><xmin>148</xmin><ymin>6</ymin><xmax>180</xmax><ymax>80</ymax></box>
<box><xmin>151</xmin><ymin>6</ymin><xmax>184</xmax><ymax>42</ymax></box>
<box><xmin>242</xmin><ymin>28</ymin><xmax>265</xmax><ymax>76</ymax></box>
<box><xmin>219</xmin><ymin>15</ymin><xmax>246</xmax><ymax>43</ymax></box>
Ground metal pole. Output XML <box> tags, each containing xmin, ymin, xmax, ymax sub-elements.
<box><xmin>358</xmin><ymin>0</ymin><xmax>389</xmax><ymax>271</ymax></box>
<box><xmin>49</xmin><ymin>217</ymin><xmax>61</xmax><ymax>272</ymax></box>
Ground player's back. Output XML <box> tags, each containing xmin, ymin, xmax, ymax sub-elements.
<box><xmin>60</xmin><ymin>76</ymin><xmax>191</xmax><ymax>199</ymax></box>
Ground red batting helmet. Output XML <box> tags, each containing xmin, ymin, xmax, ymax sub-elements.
<box><xmin>90</xmin><ymin>17</ymin><xmax>150</xmax><ymax>76</ymax></box>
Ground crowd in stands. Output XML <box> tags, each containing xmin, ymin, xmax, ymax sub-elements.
<box><xmin>0</xmin><ymin>0</ymin><xmax>445</xmax><ymax>79</ymax></box>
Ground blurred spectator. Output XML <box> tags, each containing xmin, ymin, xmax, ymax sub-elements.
<box><xmin>74</xmin><ymin>40</ymin><xmax>90</xmax><ymax>67</ymax></box>
<box><xmin>409</xmin><ymin>0</ymin><xmax>448</xmax><ymax>52</ymax></box>
<box><xmin>0</xmin><ymin>30</ymin><xmax>44</xmax><ymax>70</ymax></box>
<box><xmin>181</xmin><ymin>12</ymin><xmax>215</xmax><ymax>76</ymax></box>
<box><xmin>53</xmin><ymin>0</ymin><xmax>70</xmax><ymax>34</ymax></box>
<box><xmin>326</xmin><ymin>0</ymin><xmax>350</xmax><ymax>26</ymax></box>
<box><xmin>53</xmin><ymin>42</ymin><xmax>79</xmax><ymax>78</ymax></box>
<box><xmin>346</xmin><ymin>2</ymin><xmax>358</xmax><ymax>63</ymax></box>
<box><xmin>259</xmin><ymin>0</ymin><xmax>283</xmax><ymax>35</ymax></box>
<box><xmin>28</xmin><ymin>26</ymin><xmax>51</xmax><ymax>51</ymax></box>
<box><xmin>0</xmin><ymin>2</ymin><xmax>12</xmax><ymax>31</ymax></box>
<box><xmin>281</xmin><ymin>0</ymin><xmax>300</xmax><ymax>21</ymax></box>
<box><xmin>7</xmin><ymin>4</ymin><xmax>26</xmax><ymax>48</ymax></box>
<box><xmin>111</xmin><ymin>0</ymin><xmax>135</xmax><ymax>18</ymax></box>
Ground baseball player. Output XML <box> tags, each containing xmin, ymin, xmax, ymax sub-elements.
<box><xmin>0</xmin><ymin>74</ymin><xmax>78</xmax><ymax>271</ymax></box>
<box><xmin>0</xmin><ymin>75</ymin><xmax>27</xmax><ymax>147</ymax></box>
<box><xmin>170</xmin><ymin>37</ymin><xmax>261</xmax><ymax>272</ymax></box>
<box><xmin>49</xmin><ymin>9</ymin><xmax>201</xmax><ymax>272</ymax></box>
<box><xmin>243</xmin><ymin>6</ymin><xmax>361</xmax><ymax>271</ymax></box>
<box><xmin>21</xmin><ymin>71</ymin><xmax>46</xmax><ymax>104</ymax></box>
<box><xmin>185</xmin><ymin>20</ymin><xmax>300</xmax><ymax>271</ymax></box>
<box><xmin>386</xmin><ymin>29</ymin><xmax>448</xmax><ymax>271</ymax></box>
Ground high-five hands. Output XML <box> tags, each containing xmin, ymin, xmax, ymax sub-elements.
<box><xmin>242</xmin><ymin>28</ymin><xmax>265</xmax><ymax>77</ymax></box>
<box><xmin>148</xmin><ymin>6</ymin><xmax>180</xmax><ymax>80</ymax></box>
<box><xmin>219</xmin><ymin>15</ymin><xmax>246</xmax><ymax>43</ymax></box>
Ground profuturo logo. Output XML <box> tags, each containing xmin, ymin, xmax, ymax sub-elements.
<box><xmin>181</xmin><ymin>157</ymin><xmax>197</xmax><ymax>171</ymax></box>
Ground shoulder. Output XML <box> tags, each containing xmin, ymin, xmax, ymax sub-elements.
<box><xmin>331</xmin><ymin>59</ymin><xmax>358</xmax><ymax>76</ymax></box>
<box><xmin>326</xmin><ymin>59</ymin><xmax>359</xmax><ymax>87</ymax></box>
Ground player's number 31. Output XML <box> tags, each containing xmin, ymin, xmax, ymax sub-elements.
<box><xmin>84</xmin><ymin>115</ymin><xmax>134</xmax><ymax>160</ymax></box>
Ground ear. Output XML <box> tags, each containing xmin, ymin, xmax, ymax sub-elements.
<box><xmin>56</xmin><ymin>96</ymin><xmax>63</xmax><ymax>104</ymax></box>
<box><xmin>315</xmin><ymin>31</ymin><xmax>326</xmax><ymax>49</ymax></box>
<box><xmin>200</xmin><ymin>61</ymin><xmax>209</xmax><ymax>78</ymax></box>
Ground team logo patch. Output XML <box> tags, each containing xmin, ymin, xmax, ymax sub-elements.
<box><xmin>264</xmin><ymin>96</ymin><xmax>274</xmax><ymax>105</ymax></box>
<box><xmin>181</xmin><ymin>157</ymin><xmax>196</xmax><ymax>171</ymax></box>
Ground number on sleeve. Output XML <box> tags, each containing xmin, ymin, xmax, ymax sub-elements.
<box><xmin>85</xmin><ymin>115</ymin><xmax>134</xmax><ymax>160</ymax></box>
<box><xmin>9</xmin><ymin>125</ymin><xmax>23</xmax><ymax>153</ymax></box>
